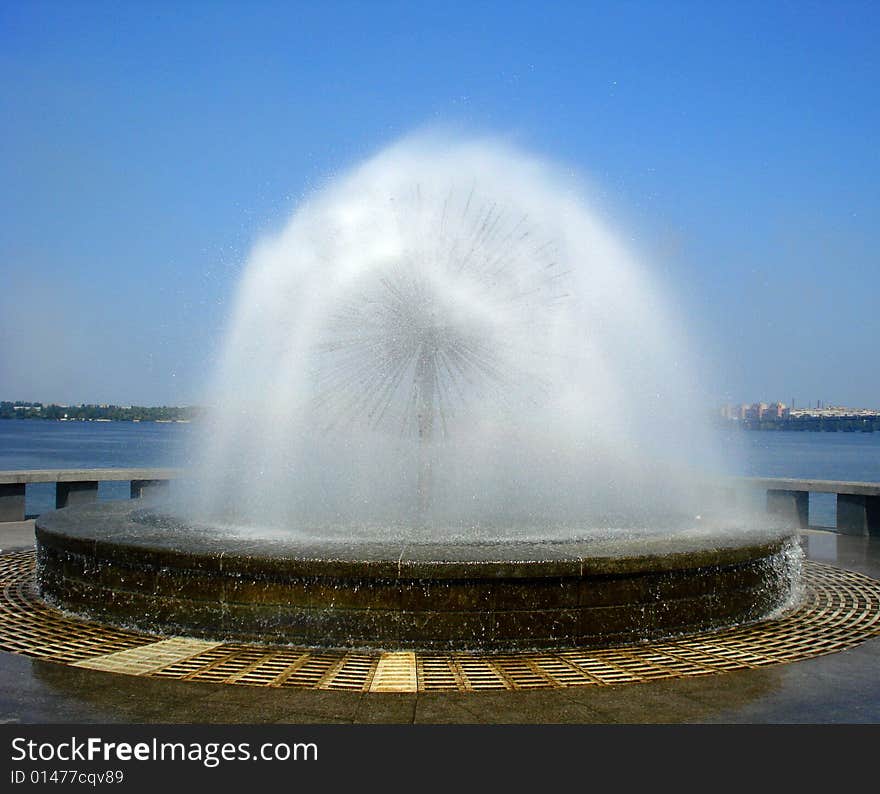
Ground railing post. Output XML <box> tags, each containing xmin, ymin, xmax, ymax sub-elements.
<box><xmin>0</xmin><ymin>483</ymin><xmax>26</xmax><ymax>522</ymax></box>
<box><xmin>871</xmin><ymin>496</ymin><xmax>880</xmax><ymax>537</ymax></box>
<box><xmin>56</xmin><ymin>481</ymin><xmax>99</xmax><ymax>509</ymax></box>
<box><xmin>130</xmin><ymin>479</ymin><xmax>169</xmax><ymax>499</ymax></box>
<box><xmin>766</xmin><ymin>489</ymin><xmax>809</xmax><ymax>528</ymax></box>
<box><xmin>837</xmin><ymin>494</ymin><xmax>880</xmax><ymax>536</ymax></box>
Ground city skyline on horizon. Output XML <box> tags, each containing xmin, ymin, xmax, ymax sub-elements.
<box><xmin>727</xmin><ymin>398</ymin><xmax>880</xmax><ymax>411</ymax></box>
<box><xmin>2</xmin><ymin>3</ymin><xmax>877</xmax><ymax>408</ymax></box>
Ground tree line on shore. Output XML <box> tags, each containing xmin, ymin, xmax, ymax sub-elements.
<box><xmin>0</xmin><ymin>401</ymin><xmax>201</xmax><ymax>422</ymax></box>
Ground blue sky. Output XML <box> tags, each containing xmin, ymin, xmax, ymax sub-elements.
<box><xmin>1</xmin><ymin>0</ymin><xmax>877</xmax><ymax>407</ymax></box>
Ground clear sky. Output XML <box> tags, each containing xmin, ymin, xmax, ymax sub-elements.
<box><xmin>1</xmin><ymin>1</ymin><xmax>877</xmax><ymax>408</ymax></box>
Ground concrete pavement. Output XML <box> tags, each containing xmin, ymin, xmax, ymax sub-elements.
<box><xmin>1</xmin><ymin>522</ymin><xmax>879</xmax><ymax>723</ymax></box>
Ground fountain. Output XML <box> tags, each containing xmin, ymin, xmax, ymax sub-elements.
<box><xmin>35</xmin><ymin>134</ymin><xmax>801</xmax><ymax>650</ymax></box>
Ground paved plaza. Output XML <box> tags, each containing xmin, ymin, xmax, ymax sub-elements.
<box><xmin>1</xmin><ymin>522</ymin><xmax>878</xmax><ymax>724</ymax></box>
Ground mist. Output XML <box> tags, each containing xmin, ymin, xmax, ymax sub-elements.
<box><xmin>185</xmin><ymin>132</ymin><xmax>736</xmax><ymax>537</ymax></box>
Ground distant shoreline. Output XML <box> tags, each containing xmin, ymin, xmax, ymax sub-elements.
<box><xmin>725</xmin><ymin>417</ymin><xmax>879</xmax><ymax>433</ymax></box>
<box><xmin>0</xmin><ymin>417</ymin><xmax>194</xmax><ymax>424</ymax></box>
<box><xmin>2</xmin><ymin>416</ymin><xmax>876</xmax><ymax>433</ymax></box>
<box><xmin>0</xmin><ymin>402</ymin><xmax>201</xmax><ymax>423</ymax></box>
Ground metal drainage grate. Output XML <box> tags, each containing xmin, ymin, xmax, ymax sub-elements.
<box><xmin>2</xmin><ymin>550</ymin><xmax>879</xmax><ymax>693</ymax></box>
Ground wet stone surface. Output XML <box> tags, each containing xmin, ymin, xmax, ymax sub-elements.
<box><xmin>35</xmin><ymin>503</ymin><xmax>800</xmax><ymax>651</ymax></box>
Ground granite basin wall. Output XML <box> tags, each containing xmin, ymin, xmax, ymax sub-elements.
<box><xmin>34</xmin><ymin>503</ymin><xmax>799</xmax><ymax>651</ymax></box>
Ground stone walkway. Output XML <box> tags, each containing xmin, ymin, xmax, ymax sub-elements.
<box><xmin>1</xmin><ymin>522</ymin><xmax>878</xmax><ymax>723</ymax></box>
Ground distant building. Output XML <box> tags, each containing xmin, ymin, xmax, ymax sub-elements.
<box><xmin>767</xmin><ymin>402</ymin><xmax>786</xmax><ymax>420</ymax></box>
<box><xmin>745</xmin><ymin>402</ymin><xmax>769</xmax><ymax>421</ymax></box>
<box><xmin>721</xmin><ymin>400</ymin><xmax>880</xmax><ymax>422</ymax></box>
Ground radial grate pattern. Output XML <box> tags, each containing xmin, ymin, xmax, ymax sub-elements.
<box><xmin>2</xmin><ymin>550</ymin><xmax>879</xmax><ymax>692</ymax></box>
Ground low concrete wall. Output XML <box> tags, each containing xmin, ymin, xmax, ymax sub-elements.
<box><xmin>0</xmin><ymin>468</ymin><xmax>179</xmax><ymax>522</ymax></box>
<box><xmin>0</xmin><ymin>468</ymin><xmax>878</xmax><ymax>536</ymax></box>
<box><xmin>0</xmin><ymin>468</ymin><xmax>180</xmax><ymax>485</ymax></box>
<box><xmin>745</xmin><ymin>477</ymin><xmax>880</xmax><ymax>535</ymax></box>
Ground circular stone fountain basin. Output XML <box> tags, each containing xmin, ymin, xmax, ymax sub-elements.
<box><xmin>35</xmin><ymin>502</ymin><xmax>799</xmax><ymax>651</ymax></box>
